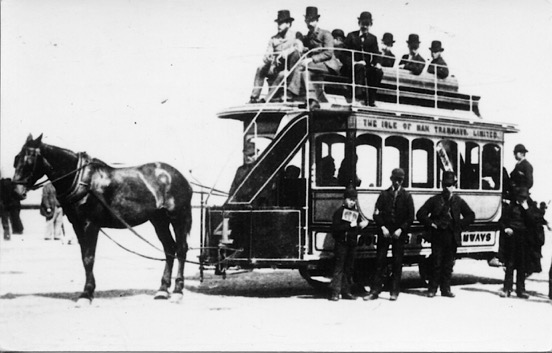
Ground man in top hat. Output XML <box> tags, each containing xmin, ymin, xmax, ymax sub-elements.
<box><xmin>366</xmin><ymin>168</ymin><xmax>414</xmax><ymax>301</ymax></box>
<box><xmin>344</xmin><ymin>11</ymin><xmax>383</xmax><ymax>106</ymax></box>
<box><xmin>380</xmin><ymin>32</ymin><xmax>396</xmax><ymax>68</ymax></box>
<box><xmin>416</xmin><ymin>171</ymin><xmax>475</xmax><ymax>298</ymax></box>
<box><xmin>427</xmin><ymin>40</ymin><xmax>449</xmax><ymax>79</ymax></box>
<box><xmin>250</xmin><ymin>10</ymin><xmax>304</xmax><ymax>103</ymax></box>
<box><xmin>510</xmin><ymin>143</ymin><xmax>533</xmax><ymax>191</ymax></box>
<box><xmin>398</xmin><ymin>34</ymin><xmax>425</xmax><ymax>75</ymax></box>
<box><xmin>329</xmin><ymin>185</ymin><xmax>369</xmax><ymax>301</ymax></box>
<box><xmin>287</xmin><ymin>6</ymin><xmax>343</xmax><ymax>110</ymax></box>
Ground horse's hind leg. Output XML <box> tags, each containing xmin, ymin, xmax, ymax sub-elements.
<box><xmin>171</xmin><ymin>206</ymin><xmax>191</xmax><ymax>297</ymax></box>
<box><xmin>150</xmin><ymin>213</ymin><xmax>176</xmax><ymax>299</ymax></box>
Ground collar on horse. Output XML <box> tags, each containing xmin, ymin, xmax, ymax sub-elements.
<box><xmin>55</xmin><ymin>152</ymin><xmax>93</xmax><ymax>205</ymax></box>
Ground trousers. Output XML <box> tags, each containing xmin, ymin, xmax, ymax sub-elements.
<box><xmin>429</xmin><ymin>229</ymin><xmax>457</xmax><ymax>293</ymax></box>
<box><xmin>372</xmin><ymin>232</ymin><xmax>406</xmax><ymax>294</ymax></box>
<box><xmin>330</xmin><ymin>240</ymin><xmax>356</xmax><ymax>295</ymax></box>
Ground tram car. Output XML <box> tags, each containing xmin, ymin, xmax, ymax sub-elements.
<box><xmin>200</xmin><ymin>49</ymin><xmax>518</xmax><ymax>288</ymax></box>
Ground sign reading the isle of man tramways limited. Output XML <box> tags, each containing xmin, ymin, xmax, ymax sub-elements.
<box><xmin>349</xmin><ymin>116</ymin><xmax>504</xmax><ymax>142</ymax></box>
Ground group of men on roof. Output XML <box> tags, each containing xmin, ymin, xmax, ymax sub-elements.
<box><xmin>249</xmin><ymin>7</ymin><xmax>449</xmax><ymax>109</ymax></box>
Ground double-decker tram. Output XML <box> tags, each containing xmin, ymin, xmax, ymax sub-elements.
<box><xmin>200</xmin><ymin>48</ymin><xmax>518</xmax><ymax>288</ymax></box>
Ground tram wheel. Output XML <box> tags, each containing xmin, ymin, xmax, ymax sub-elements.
<box><xmin>298</xmin><ymin>266</ymin><xmax>332</xmax><ymax>292</ymax></box>
<box><xmin>418</xmin><ymin>255</ymin><xmax>433</xmax><ymax>285</ymax></box>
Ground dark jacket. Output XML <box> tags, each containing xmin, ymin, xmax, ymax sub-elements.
<box><xmin>332</xmin><ymin>205</ymin><xmax>363</xmax><ymax>246</ymax></box>
<box><xmin>399</xmin><ymin>53</ymin><xmax>425</xmax><ymax>75</ymax></box>
<box><xmin>380</xmin><ymin>47</ymin><xmax>395</xmax><ymax>68</ymax></box>
<box><xmin>373</xmin><ymin>186</ymin><xmax>414</xmax><ymax>233</ymax></box>
<box><xmin>427</xmin><ymin>56</ymin><xmax>449</xmax><ymax>79</ymax></box>
<box><xmin>344</xmin><ymin>30</ymin><xmax>381</xmax><ymax>66</ymax></box>
<box><xmin>302</xmin><ymin>27</ymin><xmax>342</xmax><ymax>73</ymax></box>
<box><xmin>416</xmin><ymin>192</ymin><xmax>475</xmax><ymax>244</ymax></box>
<box><xmin>510</xmin><ymin>159</ymin><xmax>533</xmax><ymax>189</ymax></box>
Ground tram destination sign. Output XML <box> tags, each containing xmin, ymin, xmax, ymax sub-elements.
<box><xmin>350</xmin><ymin>116</ymin><xmax>504</xmax><ymax>142</ymax></box>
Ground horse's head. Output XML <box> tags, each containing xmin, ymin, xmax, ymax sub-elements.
<box><xmin>12</xmin><ymin>134</ymin><xmax>47</xmax><ymax>199</ymax></box>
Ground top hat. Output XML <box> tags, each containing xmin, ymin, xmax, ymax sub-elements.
<box><xmin>429</xmin><ymin>40</ymin><xmax>444</xmax><ymax>52</ymax></box>
<box><xmin>358</xmin><ymin>11</ymin><xmax>373</xmax><ymax>24</ymax></box>
<box><xmin>304</xmin><ymin>6</ymin><xmax>320</xmax><ymax>21</ymax></box>
<box><xmin>406</xmin><ymin>33</ymin><xmax>421</xmax><ymax>44</ymax></box>
<box><xmin>275</xmin><ymin>10</ymin><xmax>294</xmax><ymax>23</ymax></box>
<box><xmin>391</xmin><ymin>168</ymin><xmax>405</xmax><ymax>180</ymax></box>
<box><xmin>382</xmin><ymin>32</ymin><xmax>395</xmax><ymax>45</ymax></box>
<box><xmin>514</xmin><ymin>143</ymin><xmax>528</xmax><ymax>153</ymax></box>
<box><xmin>331</xmin><ymin>29</ymin><xmax>345</xmax><ymax>39</ymax></box>
<box><xmin>344</xmin><ymin>185</ymin><xmax>358</xmax><ymax>199</ymax></box>
<box><xmin>442</xmin><ymin>171</ymin><xmax>457</xmax><ymax>186</ymax></box>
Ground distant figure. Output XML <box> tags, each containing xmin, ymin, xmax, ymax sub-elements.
<box><xmin>40</xmin><ymin>182</ymin><xmax>66</xmax><ymax>242</ymax></box>
<box><xmin>287</xmin><ymin>6</ymin><xmax>343</xmax><ymax>110</ymax></box>
<box><xmin>398</xmin><ymin>34</ymin><xmax>425</xmax><ymax>75</ymax></box>
<box><xmin>380</xmin><ymin>32</ymin><xmax>396</xmax><ymax>68</ymax></box>
<box><xmin>510</xmin><ymin>144</ymin><xmax>533</xmax><ymax>190</ymax></box>
<box><xmin>0</xmin><ymin>178</ymin><xmax>23</xmax><ymax>240</ymax></box>
<box><xmin>344</xmin><ymin>11</ymin><xmax>383</xmax><ymax>106</ymax></box>
<box><xmin>317</xmin><ymin>156</ymin><xmax>339</xmax><ymax>186</ymax></box>
<box><xmin>250</xmin><ymin>10</ymin><xmax>303</xmax><ymax>103</ymax></box>
<box><xmin>427</xmin><ymin>40</ymin><xmax>449</xmax><ymax>79</ymax></box>
<box><xmin>331</xmin><ymin>29</ymin><xmax>347</xmax><ymax>68</ymax></box>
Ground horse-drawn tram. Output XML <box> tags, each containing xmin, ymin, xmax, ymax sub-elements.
<box><xmin>200</xmin><ymin>49</ymin><xmax>518</xmax><ymax>288</ymax></box>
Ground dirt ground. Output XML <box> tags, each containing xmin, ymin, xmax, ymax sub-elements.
<box><xmin>1</xmin><ymin>210</ymin><xmax>551</xmax><ymax>351</ymax></box>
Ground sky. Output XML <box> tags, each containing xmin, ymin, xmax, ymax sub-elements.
<box><xmin>1</xmin><ymin>0</ymin><xmax>552</xmax><ymax>205</ymax></box>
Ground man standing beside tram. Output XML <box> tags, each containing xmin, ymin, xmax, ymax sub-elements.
<box><xmin>365</xmin><ymin>168</ymin><xmax>414</xmax><ymax>301</ymax></box>
<box><xmin>416</xmin><ymin>171</ymin><xmax>475</xmax><ymax>298</ymax></box>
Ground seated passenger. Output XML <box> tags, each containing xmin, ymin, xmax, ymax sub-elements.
<box><xmin>317</xmin><ymin>156</ymin><xmax>339</xmax><ymax>186</ymax></box>
<box><xmin>287</xmin><ymin>6</ymin><xmax>343</xmax><ymax>110</ymax></box>
<box><xmin>331</xmin><ymin>29</ymin><xmax>347</xmax><ymax>69</ymax></box>
<box><xmin>427</xmin><ymin>40</ymin><xmax>449</xmax><ymax>79</ymax></box>
<box><xmin>344</xmin><ymin>11</ymin><xmax>383</xmax><ymax>107</ymax></box>
<box><xmin>398</xmin><ymin>34</ymin><xmax>425</xmax><ymax>75</ymax></box>
<box><xmin>249</xmin><ymin>10</ymin><xmax>303</xmax><ymax>104</ymax></box>
<box><xmin>338</xmin><ymin>154</ymin><xmax>361</xmax><ymax>187</ymax></box>
<box><xmin>279</xmin><ymin>165</ymin><xmax>305</xmax><ymax>207</ymax></box>
<box><xmin>380</xmin><ymin>32</ymin><xmax>396</xmax><ymax>68</ymax></box>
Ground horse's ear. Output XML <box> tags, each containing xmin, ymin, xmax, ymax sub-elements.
<box><xmin>35</xmin><ymin>134</ymin><xmax>43</xmax><ymax>144</ymax></box>
<box><xmin>26</xmin><ymin>134</ymin><xmax>33</xmax><ymax>143</ymax></box>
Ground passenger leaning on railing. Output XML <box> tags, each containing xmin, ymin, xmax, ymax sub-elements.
<box><xmin>427</xmin><ymin>40</ymin><xmax>449</xmax><ymax>79</ymax></box>
<box><xmin>249</xmin><ymin>10</ymin><xmax>303</xmax><ymax>104</ymax></box>
<box><xmin>343</xmin><ymin>11</ymin><xmax>383</xmax><ymax>107</ymax></box>
<box><xmin>287</xmin><ymin>6</ymin><xmax>342</xmax><ymax>110</ymax></box>
<box><xmin>398</xmin><ymin>34</ymin><xmax>425</xmax><ymax>75</ymax></box>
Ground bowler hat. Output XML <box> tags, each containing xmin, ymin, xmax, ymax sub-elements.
<box><xmin>442</xmin><ymin>171</ymin><xmax>457</xmax><ymax>186</ymax></box>
<box><xmin>275</xmin><ymin>10</ymin><xmax>294</xmax><ymax>23</ymax></box>
<box><xmin>358</xmin><ymin>11</ymin><xmax>373</xmax><ymax>25</ymax></box>
<box><xmin>406</xmin><ymin>33</ymin><xmax>421</xmax><ymax>44</ymax></box>
<box><xmin>344</xmin><ymin>185</ymin><xmax>358</xmax><ymax>199</ymax></box>
<box><xmin>514</xmin><ymin>144</ymin><xmax>528</xmax><ymax>153</ymax></box>
<box><xmin>331</xmin><ymin>29</ymin><xmax>345</xmax><ymax>39</ymax></box>
<box><xmin>304</xmin><ymin>6</ymin><xmax>320</xmax><ymax>21</ymax></box>
<box><xmin>391</xmin><ymin>168</ymin><xmax>405</xmax><ymax>180</ymax></box>
<box><xmin>429</xmin><ymin>40</ymin><xmax>444</xmax><ymax>52</ymax></box>
<box><xmin>382</xmin><ymin>32</ymin><xmax>395</xmax><ymax>45</ymax></box>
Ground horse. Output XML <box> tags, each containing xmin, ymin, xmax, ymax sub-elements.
<box><xmin>12</xmin><ymin>134</ymin><xmax>193</xmax><ymax>305</ymax></box>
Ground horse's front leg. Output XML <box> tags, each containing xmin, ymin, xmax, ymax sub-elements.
<box><xmin>74</xmin><ymin>221</ymin><xmax>100</xmax><ymax>305</ymax></box>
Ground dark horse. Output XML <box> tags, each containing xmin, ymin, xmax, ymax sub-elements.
<box><xmin>12</xmin><ymin>134</ymin><xmax>193</xmax><ymax>305</ymax></box>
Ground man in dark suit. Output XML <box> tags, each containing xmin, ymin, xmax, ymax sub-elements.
<box><xmin>398</xmin><ymin>34</ymin><xmax>425</xmax><ymax>75</ymax></box>
<box><xmin>510</xmin><ymin>143</ymin><xmax>533</xmax><ymax>190</ymax></box>
<box><xmin>427</xmin><ymin>40</ymin><xmax>449</xmax><ymax>79</ymax></box>
<box><xmin>380</xmin><ymin>32</ymin><xmax>396</xmax><ymax>68</ymax></box>
<box><xmin>416</xmin><ymin>171</ymin><xmax>475</xmax><ymax>298</ymax></box>
<box><xmin>366</xmin><ymin>168</ymin><xmax>414</xmax><ymax>301</ymax></box>
<box><xmin>287</xmin><ymin>6</ymin><xmax>342</xmax><ymax>110</ymax></box>
<box><xmin>344</xmin><ymin>11</ymin><xmax>383</xmax><ymax>106</ymax></box>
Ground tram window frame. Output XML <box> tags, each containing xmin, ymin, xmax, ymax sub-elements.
<box><xmin>314</xmin><ymin>133</ymin><xmax>346</xmax><ymax>187</ymax></box>
<box><xmin>355</xmin><ymin>133</ymin><xmax>382</xmax><ymax>188</ymax></box>
<box><xmin>411</xmin><ymin>138</ymin><xmax>434</xmax><ymax>188</ymax></box>
<box><xmin>460</xmin><ymin>141</ymin><xmax>480</xmax><ymax>190</ymax></box>
<box><xmin>383</xmin><ymin>136</ymin><xmax>410</xmax><ymax>187</ymax></box>
<box><xmin>482</xmin><ymin>143</ymin><xmax>502</xmax><ymax>190</ymax></box>
<box><xmin>436</xmin><ymin>140</ymin><xmax>458</xmax><ymax>188</ymax></box>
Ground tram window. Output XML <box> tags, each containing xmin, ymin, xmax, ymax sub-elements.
<box><xmin>245</xmin><ymin>136</ymin><xmax>272</xmax><ymax>157</ymax></box>
<box><xmin>277</xmin><ymin>148</ymin><xmax>306</xmax><ymax>207</ymax></box>
<box><xmin>460</xmin><ymin>142</ymin><xmax>480</xmax><ymax>190</ymax></box>
<box><xmin>482</xmin><ymin>144</ymin><xmax>501</xmax><ymax>190</ymax></box>
<box><xmin>356</xmin><ymin>134</ymin><xmax>382</xmax><ymax>187</ymax></box>
<box><xmin>436</xmin><ymin>140</ymin><xmax>457</xmax><ymax>188</ymax></box>
<box><xmin>383</xmin><ymin>136</ymin><xmax>409</xmax><ymax>187</ymax></box>
<box><xmin>315</xmin><ymin>133</ymin><xmax>345</xmax><ymax>187</ymax></box>
<box><xmin>412</xmin><ymin>138</ymin><xmax>434</xmax><ymax>188</ymax></box>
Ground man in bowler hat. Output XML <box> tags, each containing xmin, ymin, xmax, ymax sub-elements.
<box><xmin>380</xmin><ymin>32</ymin><xmax>396</xmax><ymax>68</ymax></box>
<box><xmin>344</xmin><ymin>11</ymin><xmax>383</xmax><ymax>106</ymax></box>
<box><xmin>287</xmin><ymin>6</ymin><xmax>342</xmax><ymax>110</ymax></box>
<box><xmin>329</xmin><ymin>186</ymin><xmax>369</xmax><ymax>301</ymax></box>
<box><xmin>366</xmin><ymin>168</ymin><xmax>414</xmax><ymax>301</ymax></box>
<box><xmin>250</xmin><ymin>10</ymin><xmax>303</xmax><ymax>103</ymax></box>
<box><xmin>510</xmin><ymin>143</ymin><xmax>533</xmax><ymax>191</ymax></box>
<box><xmin>398</xmin><ymin>34</ymin><xmax>425</xmax><ymax>75</ymax></box>
<box><xmin>416</xmin><ymin>171</ymin><xmax>475</xmax><ymax>298</ymax></box>
<box><xmin>427</xmin><ymin>40</ymin><xmax>449</xmax><ymax>79</ymax></box>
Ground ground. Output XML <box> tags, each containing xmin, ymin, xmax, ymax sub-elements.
<box><xmin>1</xmin><ymin>210</ymin><xmax>551</xmax><ymax>351</ymax></box>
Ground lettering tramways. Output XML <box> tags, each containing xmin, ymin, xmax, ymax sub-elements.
<box><xmin>200</xmin><ymin>49</ymin><xmax>518</xmax><ymax>288</ymax></box>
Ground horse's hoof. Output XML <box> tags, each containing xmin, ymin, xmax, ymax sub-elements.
<box><xmin>170</xmin><ymin>293</ymin><xmax>183</xmax><ymax>303</ymax></box>
<box><xmin>75</xmin><ymin>297</ymin><xmax>92</xmax><ymax>307</ymax></box>
<box><xmin>154</xmin><ymin>291</ymin><xmax>170</xmax><ymax>300</ymax></box>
